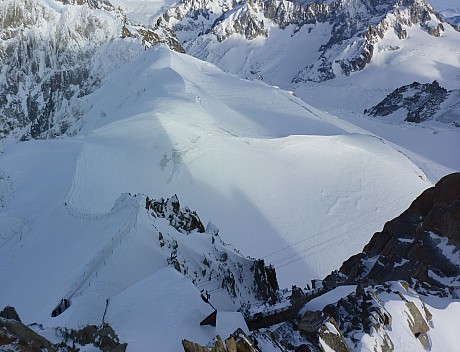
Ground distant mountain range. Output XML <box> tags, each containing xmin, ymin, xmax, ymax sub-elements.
<box><xmin>1</xmin><ymin>0</ymin><xmax>459</xmax><ymax>142</ymax></box>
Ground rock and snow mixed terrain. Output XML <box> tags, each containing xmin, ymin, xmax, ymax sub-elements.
<box><xmin>0</xmin><ymin>0</ymin><xmax>459</xmax><ymax>351</ymax></box>
<box><xmin>245</xmin><ymin>172</ymin><xmax>460</xmax><ymax>352</ymax></box>
<box><xmin>364</xmin><ymin>80</ymin><xmax>460</xmax><ymax>125</ymax></box>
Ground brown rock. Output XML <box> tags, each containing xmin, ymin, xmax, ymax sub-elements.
<box><xmin>182</xmin><ymin>339</ymin><xmax>210</xmax><ymax>352</ymax></box>
<box><xmin>405</xmin><ymin>302</ymin><xmax>430</xmax><ymax>336</ymax></box>
<box><xmin>0</xmin><ymin>317</ymin><xmax>55</xmax><ymax>351</ymax></box>
<box><xmin>333</xmin><ymin>173</ymin><xmax>460</xmax><ymax>287</ymax></box>
<box><xmin>182</xmin><ymin>329</ymin><xmax>254</xmax><ymax>352</ymax></box>
<box><xmin>318</xmin><ymin>322</ymin><xmax>350</xmax><ymax>352</ymax></box>
<box><xmin>225</xmin><ymin>336</ymin><xmax>237</xmax><ymax>352</ymax></box>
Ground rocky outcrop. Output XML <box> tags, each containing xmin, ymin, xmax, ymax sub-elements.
<box><xmin>298</xmin><ymin>310</ymin><xmax>327</xmax><ymax>335</ymax></box>
<box><xmin>55</xmin><ymin>0</ymin><xmax>114</xmax><ymax>11</ymax></box>
<box><xmin>324</xmin><ymin>172</ymin><xmax>460</xmax><ymax>291</ymax></box>
<box><xmin>145</xmin><ymin>194</ymin><xmax>280</xmax><ymax>309</ymax></box>
<box><xmin>251</xmin><ymin>173</ymin><xmax>459</xmax><ymax>351</ymax></box>
<box><xmin>318</xmin><ymin>286</ymin><xmax>394</xmax><ymax>351</ymax></box>
<box><xmin>182</xmin><ymin>328</ymin><xmax>255</xmax><ymax>352</ymax></box>
<box><xmin>318</xmin><ymin>172</ymin><xmax>460</xmax><ymax>349</ymax></box>
<box><xmin>0</xmin><ymin>307</ymin><xmax>21</xmax><ymax>323</ymax></box>
<box><xmin>1</xmin><ymin>306</ymin><xmax>127</xmax><ymax>351</ymax></box>
<box><xmin>0</xmin><ymin>317</ymin><xmax>56</xmax><ymax>351</ymax></box>
<box><xmin>252</xmin><ymin>260</ymin><xmax>279</xmax><ymax>305</ymax></box>
<box><xmin>146</xmin><ymin>194</ymin><xmax>205</xmax><ymax>234</ymax></box>
<box><xmin>0</xmin><ymin>317</ymin><xmax>126</xmax><ymax>351</ymax></box>
<box><xmin>318</xmin><ymin>322</ymin><xmax>350</xmax><ymax>352</ymax></box>
<box><xmin>212</xmin><ymin>4</ymin><xmax>268</xmax><ymax>42</ymax></box>
<box><xmin>364</xmin><ymin>81</ymin><xmax>456</xmax><ymax>124</ymax></box>
<box><xmin>56</xmin><ymin>323</ymin><xmax>127</xmax><ymax>352</ymax></box>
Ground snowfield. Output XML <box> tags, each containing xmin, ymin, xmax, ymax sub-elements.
<box><xmin>0</xmin><ymin>45</ymin><xmax>454</xmax><ymax>349</ymax></box>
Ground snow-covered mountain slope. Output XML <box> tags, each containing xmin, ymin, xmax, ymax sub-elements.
<box><xmin>0</xmin><ymin>1</ymin><xmax>457</xmax><ymax>350</ymax></box>
<box><xmin>161</xmin><ymin>0</ymin><xmax>459</xmax><ymax>87</ymax></box>
<box><xmin>0</xmin><ymin>150</ymin><xmax>276</xmax><ymax>350</ymax></box>
<box><xmin>0</xmin><ymin>0</ymin><xmax>182</xmax><ymax>141</ymax></box>
<box><xmin>149</xmin><ymin>0</ymin><xmax>460</xmax><ymax>170</ymax></box>
<box><xmin>0</xmin><ymin>45</ymin><xmax>432</xmax><ymax>328</ymax></box>
<box><xmin>77</xmin><ymin>47</ymin><xmax>435</xmax><ymax>286</ymax></box>
<box><xmin>1</xmin><ymin>0</ymin><xmax>458</xmax><ymax>172</ymax></box>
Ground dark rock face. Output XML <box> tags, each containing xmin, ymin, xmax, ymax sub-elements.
<box><xmin>325</xmin><ymin>172</ymin><xmax>460</xmax><ymax>290</ymax></box>
<box><xmin>0</xmin><ymin>308</ymin><xmax>127</xmax><ymax>352</ymax></box>
<box><xmin>213</xmin><ymin>4</ymin><xmax>268</xmax><ymax>42</ymax></box>
<box><xmin>146</xmin><ymin>194</ymin><xmax>206</xmax><ymax>234</ymax></box>
<box><xmin>0</xmin><ymin>317</ymin><xmax>56</xmax><ymax>351</ymax></box>
<box><xmin>364</xmin><ymin>81</ymin><xmax>453</xmax><ymax>123</ymax></box>
<box><xmin>0</xmin><ymin>0</ymin><xmax>107</xmax><ymax>140</ymax></box>
<box><xmin>252</xmin><ymin>260</ymin><xmax>279</xmax><ymax>305</ymax></box>
<box><xmin>321</xmin><ymin>286</ymin><xmax>394</xmax><ymax>349</ymax></box>
<box><xmin>55</xmin><ymin>0</ymin><xmax>114</xmax><ymax>11</ymax></box>
<box><xmin>257</xmin><ymin>173</ymin><xmax>458</xmax><ymax>350</ymax></box>
<box><xmin>145</xmin><ymin>193</ymin><xmax>280</xmax><ymax>308</ymax></box>
<box><xmin>0</xmin><ymin>306</ymin><xmax>21</xmax><ymax>323</ymax></box>
<box><xmin>56</xmin><ymin>323</ymin><xmax>127</xmax><ymax>352</ymax></box>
